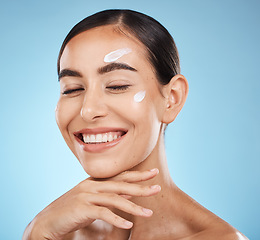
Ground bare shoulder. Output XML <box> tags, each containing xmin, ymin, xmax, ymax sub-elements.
<box><xmin>178</xmin><ymin>227</ymin><xmax>248</xmax><ymax>240</ymax></box>
<box><xmin>172</xmin><ymin>188</ymin><xmax>249</xmax><ymax>240</ymax></box>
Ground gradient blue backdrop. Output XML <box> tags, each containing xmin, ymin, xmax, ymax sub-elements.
<box><xmin>1</xmin><ymin>0</ymin><xmax>259</xmax><ymax>239</ymax></box>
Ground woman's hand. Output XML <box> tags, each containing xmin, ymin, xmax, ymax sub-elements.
<box><xmin>24</xmin><ymin>168</ymin><xmax>161</xmax><ymax>240</ymax></box>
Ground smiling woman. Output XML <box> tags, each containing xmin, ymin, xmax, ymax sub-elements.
<box><xmin>23</xmin><ymin>9</ymin><xmax>248</xmax><ymax>240</ymax></box>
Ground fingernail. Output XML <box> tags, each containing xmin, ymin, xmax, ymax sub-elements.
<box><xmin>150</xmin><ymin>168</ymin><xmax>159</xmax><ymax>173</ymax></box>
<box><xmin>150</xmin><ymin>185</ymin><xmax>161</xmax><ymax>190</ymax></box>
<box><xmin>123</xmin><ymin>220</ymin><xmax>133</xmax><ymax>228</ymax></box>
<box><xmin>142</xmin><ymin>208</ymin><xmax>153</xmax><ymax>216</ymax></box>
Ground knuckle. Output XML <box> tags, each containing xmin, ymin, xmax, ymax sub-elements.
<box><xmin>75</xmin><ymin>192</ymin><xmax>90</xmax><ymax>204</ymax></box>
<box><xmin>106</xmin><ymin>193</ymin><xmax>117</xmax><ymax>202</ymax></box>
<box><xmin>107</xmin><ymin>193</ymin><xmax>119</xmax><ymax>200</ymax></box>
<box><xmin>76</xmin><ymin>179</ymin><xmax>95</xmax><ymax>192</ymax></box>
<box><xmin>97</xmin><ymin>207</ymin><xmax>109</xmax><ymax>218</ymax></box>
<box><xmin>113</xmin><ymin>171</ymin><xmax>131</xmax><ymax>181</ymax></box>
<box><xmin>139</xmin><ymin>185</ymin><xmax>149</xmax><ymax>196</ymax></box>
<box><xmin>72</xmin><ymin>202</ymin><xmax>85</xmax><ymax>216</ymax></box>
<box><xmin>131</xmin><ymin>202</ymin><xmax>140</xmax><ymax>210</ymax></box>
<box><xmin>122</xmin><ymin>170</ymin><xmax>130</xmax><ymax>177</ymax></box>
<box><xmin>128</xmin><ymin>201</ymin><xmax>140</xmax><ymax>212</ymax></box>
<box><xmin>113</xmin><ymin>214</ymin><xmax>122</xmax><ymax>224</ymax></box>
<box><xmin>76</xmin><ymin>182</ymin><xmax>87</xmax><ymax>192</ymax></box>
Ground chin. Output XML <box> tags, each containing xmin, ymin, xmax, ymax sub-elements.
<box><xmin>79</xmin><ymin>154</ymin><xmax>145</xmax><ymax>179</ymax></box>
<box><xmin>79</xmin><ymin>161</ymin><xmax>125</xmax><ymax>179</ymax></box>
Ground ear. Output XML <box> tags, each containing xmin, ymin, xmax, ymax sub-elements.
<box><xmin>161</xmin><ymin>74</ymin><xmax>189</xmax><ymax>124</ymax></box>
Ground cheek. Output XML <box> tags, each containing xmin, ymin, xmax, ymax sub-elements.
<box><xmin>107</xmin><ymin>92</ymin><xmax>149</xmax><ymax>122</ymax></box>
<box><xmin>108</xmin><ymin>91</ymin><xmax>160</xmax><ymax>134</ymax></box>
<box><xmin>55</xmin><ymin>98</ymin><xmax>81</xmax><ymax>140</ymax></box>
<box><xmin>109</xmin><ymin>93</ymin><xmax>161</xmax><ymax>159</ymax></box>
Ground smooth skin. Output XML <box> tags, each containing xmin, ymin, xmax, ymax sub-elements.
<box><xmin>23</xmin><ymin>25</ymin><xmax>248</xmax><ymax>240</ymax></box>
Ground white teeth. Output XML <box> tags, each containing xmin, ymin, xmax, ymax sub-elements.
<box><xmin>108</xmin><ymin>134</ymin><xmax>113</xmax><ymax>142</ymax></box>
<box><xmin>86</xmin><ymin>135</ymin><xmax>90</xmax><ymax>143</ymax></box>
<box><xmin>96</xmin><ymin>134</ymin><xmax>102</xmax><ymax>143</ymax></box>
<box><xmin>83</xmin><ymin>134</ymin><xmax>89</xmax><ymax>143</ymax></box>
<box><xmin>102</xmin><ymin>134</ymin><xmax>108</xmax><ymax>142</ymax></box>
<box><xmin>82</xmin><ymin>132</ymin><xmax>124</xmax><ymax>144</ymax></box>
<box><xmin>90</xmin><ymin>135</ymin><xmax>95</xmax><ymax>143</ymax></box>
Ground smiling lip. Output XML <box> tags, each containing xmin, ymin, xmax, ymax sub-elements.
<box><xmin>74</xmin><ymin>127</ymin><xmax>127</xmax><ymax>153</ymax></box>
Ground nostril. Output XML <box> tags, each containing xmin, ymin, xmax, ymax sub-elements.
<box><xmin>80</xmin><ymin>101</ymin><xmax>108</xmax><ymax>122</ymax></box>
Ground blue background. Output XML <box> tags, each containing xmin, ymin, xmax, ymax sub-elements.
<box><xmin>1</xmin><ymin>0</ymin><xmax>259</xmax><ymax>239</ymax></box>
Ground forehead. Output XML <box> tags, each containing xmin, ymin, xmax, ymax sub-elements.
<box><xmin>60</xmin><ymin>25</ymin><xmax>149</xmax><ymax>70</ymax></box>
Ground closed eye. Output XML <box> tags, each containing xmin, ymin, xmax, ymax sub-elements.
<box><xmin>62</xmin><ymin>88</ymin><xmax>85</xmax><ymax>95</ymax></box>
<box><xmin>106</xmin><ymin>85</ymin><xmax>131</xmax><ymax>91</ymax></box>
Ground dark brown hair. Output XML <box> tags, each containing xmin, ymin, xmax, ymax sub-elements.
<box><xmin>57</xmin><ymin>9</ymin><xmax>180</xmax><ymax>85</ymax></box>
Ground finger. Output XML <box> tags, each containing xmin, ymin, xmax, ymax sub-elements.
<box><xmin>109</xmin><ymin>168</ymin><xmax>159</xmax><ymax>183</ymax></box>
<box><xmin>94</xmin><ymin>181</ymin><xmax>161</xmax><ymax>197</ymax></box>
<box><xmin>86</xmin><ymin>205</ymin><xmax>133</xmax><ymax>229</ymax></box>
<box><xmin>120</xmin><ymin>194</ymin><xmax>132</xmax><ymax>200</ymax></box>
<box><xmin>86</xmin><ymin>193</ymin><xmax>153</xmax><ymax>217</ymax></box>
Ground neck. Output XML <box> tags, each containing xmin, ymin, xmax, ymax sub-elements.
<box><xmin>112</xmin><ymin>133</ymin><xmax>179</xmax><ymax>238</ymax></box>
<box><xmin>132</xmin><ymin>131</ymin><xmax>173</xmax><ymax>185</ymax></box>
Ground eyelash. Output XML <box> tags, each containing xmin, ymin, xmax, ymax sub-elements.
<box><xmin>106</xmin><ymin>85</ymin><xmax>130</xmax><ymax>91</ymax></box>
<box><xmin>62</xmin><ymin>88</ymin><xmax>84</xmax><ymax>95</ymax></box>
<box><xmin>62</xmin><ymin>85</ymin><xmax>130</xmax><ymax>95</ymax></box>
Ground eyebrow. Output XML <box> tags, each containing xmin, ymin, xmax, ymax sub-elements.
<box><xmin>58</xmin><ymin>69</ymin><xmax>82</xmax><ymax>81</ymax></box>
<box><xmin>98</xmin><ymin>62</ymin><xmax>137</xmax><ymax>74</ymax></box>
<box><xmin>58</xmin><ymin>62</ymin><xmax>137</xmax><ymax>81</ymax></box>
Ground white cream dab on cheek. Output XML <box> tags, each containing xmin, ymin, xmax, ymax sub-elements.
<box><xmin>104</xmin><ymin>48</ymin><xmax>132</xmax><ymax>62</ymax></box>
<box><xmin>134</xmin><ymin>90</ymin><xmax>146</xmax><ymax>103</ymax></box>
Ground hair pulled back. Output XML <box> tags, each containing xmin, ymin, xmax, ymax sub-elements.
<box><xmin>57</xmin><ymin>9</ymin><xmax>180</xmax><ymax>85</ymax></box>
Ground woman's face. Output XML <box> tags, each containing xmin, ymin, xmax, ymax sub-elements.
<box><xmin>56</xmin><ymin>25</ymin><xmax>167</xmax><ymax>178</ymax></box>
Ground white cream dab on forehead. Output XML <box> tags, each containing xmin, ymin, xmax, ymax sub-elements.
<box><xmin>104</xmin><ymin>48</ymin><xmax>132</xmax><ymax>62</ymax></box>
<box><xmin>134</xmin><ymin>90</ymin><xmax>146</xmax><ymax>103</ymax></box>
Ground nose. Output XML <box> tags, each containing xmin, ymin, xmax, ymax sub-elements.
<box><xmin>80</xmin><ymin>88</ymin><xmax>108</xmax><ymax>122</ymax></box>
